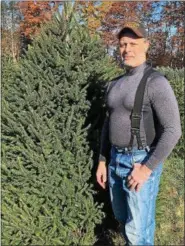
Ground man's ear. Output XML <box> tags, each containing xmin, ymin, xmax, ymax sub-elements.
<box><xmin>145</xmin><ymin>39</ymin><xmax>150</xmax><ymax>52</ymax></box>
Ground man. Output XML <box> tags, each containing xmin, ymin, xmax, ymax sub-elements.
<box><xmin>96</xmin><ymin>21</ymin><xmax>181</xmax><ymax>245</ymax></box>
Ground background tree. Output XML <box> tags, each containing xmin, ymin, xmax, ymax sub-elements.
<box><xmin>146</xmin><ymin>1</ymin><xmax>184</xmax><ymax>68</ymax></box>
<box><xmin>17</xmin><ymin>1</ymin><xmax>60</xmax><ymax>39</ymax></box>
<box><xmin>17</xmin><ymin>1</ymin><xmax>62</xmax><ymax>53</ymax></box>
<box><xmin>2</xmin><ymin>1</ymin><xmax>184</xmax><ymax>67</ymax></box>
<box><xmin>1</xmin><ymin>0</ymin><xmax>62</xmax><ymax>61</ymax></box>
<box><xmin>75</xmin><ymin>1</ymin><xmax>113</xmax><ymax>36</ymax></box>
<box><xmin>76</xmin><ymin>1</ymin><xmax>184</xmax><ymax>68</ymax></box>
<box><xmin>1</xmin><ymin>1</ymin><xmax>21</xmax><ymax>62</ymax></box>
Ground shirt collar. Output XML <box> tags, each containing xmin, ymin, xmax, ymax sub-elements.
<box><xmin>125</xmin><ymin>62</ymin><xmax>148</xmax><ymax>76</ymax></box>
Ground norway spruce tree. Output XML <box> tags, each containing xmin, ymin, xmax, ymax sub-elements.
<box><xmin>2</xmin><ymin>3</ymin><xmax>119</xmax><ymax>245</ymax></box>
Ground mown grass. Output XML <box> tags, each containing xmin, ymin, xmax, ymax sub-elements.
<box><xmin>95</xmin><ymin>157</ymin><xmax>184</xmax><ymax>245</ymax></box>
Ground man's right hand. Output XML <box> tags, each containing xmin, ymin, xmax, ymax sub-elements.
<box><xmin>96</xmin><ymin>161</ymin><xmax>107</xmax><ymax>189</ymax></box>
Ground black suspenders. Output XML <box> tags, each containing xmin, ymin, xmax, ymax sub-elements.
<box><xmin>128</xmin><ymin>66</ymin><xmax>157</xmax><ymax>151</ymax></box>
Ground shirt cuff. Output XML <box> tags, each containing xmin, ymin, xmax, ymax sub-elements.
<box><xmin>99</xmin><ymin>154</ymin><xmax>106</xmax><ymax>162</ymax></box>
<box><xmin>145</xmin><ymin>155</ymin><xmax>162</xmax><ymax>171</ymax></box>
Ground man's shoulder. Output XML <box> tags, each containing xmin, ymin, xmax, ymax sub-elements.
<box><xmin>147</xmin><ymin>65</ymin><xmax>166</xmax><ymax>80</ymax></box>
<box><xmin>147</xmin><ymin>66</ymin><xmax>168</xmax><ymax>86</ymax></box>
<box><xmin>144</xmin><ymin>61</ymin><xmax>168</xmax><ymax>79</ymax></box>
<box><xmin>146</xmin><ymin>67</ymin><xmax>172</xmax><ymax>96</ymax></box>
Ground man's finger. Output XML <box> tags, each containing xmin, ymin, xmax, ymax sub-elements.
<box><xmin>102</xmin><ymin>182</ymin><xmax>106</xmax><ymax>189</ymax></box>
<box><xmin>103</xmin><ymin>175</ymin><xmax>107</xmax><ymax>183</ymax></box>
<box><xmin>134</xmin><ymin>163</ymin><xmax>141</xmax><ymax>168</ymax></box>
<box><xmin>97</xmin><ymin>175</ymin><xmax>106</xmax><ymax>189</ymax></box>
<box><xmin>100</xmin><ymin>179</ymin><xmax>106</xmax><ymax>189</ymax></box>
<box><xmin>102</xmin><ymin>177</ymin><xmax>107</xmax><ymax>189</ymax></box>
<box><xmin>96</xmin><ymin>175</ymin><xmax>102</xmax><ymax>186</ymax></box>
<box><xmin>127</xmin><ymin>178</ymin><xmax>135</xmax><ymax>187</ymax></box>
<box><xmin>129</xmin><ymin>181</ymin><xmax>138</xmax><ymax>191</ymax></box>
<box><xmin>127</xmin><ymin>175</ymin><xmax>132</xmax><ymax>181</ymax></box>
<box><xmin>135</xmin><ymin>183</ymin><xmax>143</xmax><ymax>192</ymax></box>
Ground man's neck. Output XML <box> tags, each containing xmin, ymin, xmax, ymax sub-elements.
<box><xmin>125</xmin><ymin>61</ymin><xmax>147</xmax><ymax>75</ymax></box>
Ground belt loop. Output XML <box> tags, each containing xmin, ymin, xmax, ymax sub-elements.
<box><xmin>128</xmin><ymin>146</ymin><xmax>132</xmax><ymax>151</ymax></box>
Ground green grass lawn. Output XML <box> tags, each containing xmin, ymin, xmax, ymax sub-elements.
<box><xmin>95</xmin><ymin>157</ymin><xmax>184</xmax><ymax>245</ymax></box>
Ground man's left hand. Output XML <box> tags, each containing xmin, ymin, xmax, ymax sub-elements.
<box><xmin>127</xmin><ymin>163</ymin><xmax>152</xmax><ymax>192</ymax></box>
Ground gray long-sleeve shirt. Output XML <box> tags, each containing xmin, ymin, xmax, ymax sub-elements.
<box><xmin>99</xmin><ymin>62</ymin><xmax>182</xmax><ymax>170</ymax></box>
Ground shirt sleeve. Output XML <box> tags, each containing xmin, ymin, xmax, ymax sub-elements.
<box><xmin>99</xmin><ymin>114</ymin><xmax>111</xmax><ymax>163</ymax></box>
<box><xmin>144</xmin><ymin>75</ymin><xmax>182</xmax><ymax>170</ymax></box>
<box><xmin>98</xmin><ymin>81</ymin><xmax>112</xmax><ymax>163</ymax></box>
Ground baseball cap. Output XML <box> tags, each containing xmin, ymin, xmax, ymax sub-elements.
<box><xmin>117</xmin><ymin>21</ymin><xmax>147</xmax><ymax>39</ymax></box>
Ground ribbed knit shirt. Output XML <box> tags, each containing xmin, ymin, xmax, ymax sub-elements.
<box><xmin>99</xmin><ymin>62</ymin><xmax>182</xmax><ymax>170</ymax></box>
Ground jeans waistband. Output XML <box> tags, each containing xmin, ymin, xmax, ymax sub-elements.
<box><xmin>112</xmin><ymin>145</ymin><xmax>151</xmax><ymax>154</ymax></box>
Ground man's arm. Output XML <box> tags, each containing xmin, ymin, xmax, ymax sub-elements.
<box><xmin>96</xmin><ymin>115</ymin><xmax>110</xmax><ymax>189</ymax></box>
<box><xmin>144</xmin><ymin>75</ymin><xmax>182</xmax><ymax>170</ymax></box>
<box><xmin>127</xmin><ymin>75</ymin><xmax>182</xmax><ymax>192</ymax></box>
<box><xmin>99</xmin><ymin>114</ymin><xmax>111</xmax><ymax>164</ymax></box>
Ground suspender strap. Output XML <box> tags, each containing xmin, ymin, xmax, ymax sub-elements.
<box><xmin>128</xmin><ymin>66</ymin><xmax>156</xmax><ymax>150</ymax></box>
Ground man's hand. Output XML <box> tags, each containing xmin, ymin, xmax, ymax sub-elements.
<box><xmin>96</xmin><ymin>161</ymin><xmax>107</xmax><ymax>189</ymax></box>
<box><xmin>127</xmin><ymin>163</ymin><xmax>152</xmax><ymax>192</ymax></box>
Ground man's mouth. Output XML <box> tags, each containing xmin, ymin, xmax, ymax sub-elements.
<box><xmin>124</xmin><ymin>56</ymin><xmax>133</xmax><ymax>60</ymax></box>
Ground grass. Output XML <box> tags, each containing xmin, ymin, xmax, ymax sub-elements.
<box><xmin>95</xmin><ymin>157</ymin><xmax>184</xmax><ymax>245</ymax></box>
<box><xmin>155</xmin><ymin>157</ymin><xmax>184</xmax><ymax>245</ymax></box>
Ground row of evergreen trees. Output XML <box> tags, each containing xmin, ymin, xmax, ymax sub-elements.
<box><xmin>2</xmin><ymin>3</ymin><xmax>184</xmax><ymax>245</ymax></box>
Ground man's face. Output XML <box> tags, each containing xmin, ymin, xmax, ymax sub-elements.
<box><xmin>119</xmin><ymin>31</ymin><xmax>149</xmax><ymax>67</ymax></box>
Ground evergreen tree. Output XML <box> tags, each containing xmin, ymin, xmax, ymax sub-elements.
<box><xmin>157</xmin><ymin>66</ymin><xmax>184</xmax><ymax>159</ymax></box>
<box><xmin>2</xmin><ymin>3</ymin><xmax>119</xmax><ymax>245</ymax></box>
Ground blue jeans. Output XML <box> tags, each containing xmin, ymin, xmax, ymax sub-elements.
<box><xmin>108</xmin><ymin>146</ymin><xmax>163</xmax><ymax>245</ymax></box>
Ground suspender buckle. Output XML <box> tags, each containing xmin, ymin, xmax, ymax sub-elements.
<box><xmin>131</xmin><ymin>128</ymin><xmax>140</xmax><ymax>135</ymax></box>
<box><xmin>130</xmin><ymin>127</ymin><xmax>143</xmax><ymax>150</ymax></box>
<box><xmin>132</xmin><ymin>113</ymin><xmax>141</xmax><ymax>119</ymax></box>
<box><xmin>132</xmin><ymin>114</ymin><xmax>141</xmax><ymax>128</ymax></box>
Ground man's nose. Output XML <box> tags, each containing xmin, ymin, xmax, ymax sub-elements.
<box><xmin>125</xmin><ymin>45</ymin><xmax>131</xmax><ymax>53</ymax></box>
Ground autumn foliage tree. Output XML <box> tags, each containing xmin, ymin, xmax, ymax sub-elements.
<box><xmin>1</xmin><ymin>1</ymin><xmax>62</xmax><ymax>60</ymax></box>
<box><xmin>110</xmin><ymin>1</ymin><xmax>184</xmax><ymax>68</ymax></box>
<box><xmin>2</xmin><ymin>1</ymin><xmax>184</xmax><ymax>67</ymax></box>
<box><xmin>75</xmin><ymin>1</ymin><xmax>113</xmax><ymax>36</ymax></box>
<box><xmin>158</xmin><ymin>1</ymin><xmax>185</xmax><ymax>68</ymax></box>
<box><xmin>75</xmin><ymin>1</ymin><xmax>184</xmax><ymax>68</ymax></box>
<box><xmin>17</xmin><ymin>1</ymin><xmax>60</xmax><ymax>40</ymax></box>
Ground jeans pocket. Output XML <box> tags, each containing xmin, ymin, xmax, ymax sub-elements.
<box><xmin>132</xmin><ymin>150</ymin><xmax>149</xmax><ymax>165</ymax></box>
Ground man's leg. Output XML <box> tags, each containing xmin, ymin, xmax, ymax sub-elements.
<box><xmin>123</xmin><ymin>162</ymin><xmax>163</xmax><ymax>245</ymax></box>
<box><xmin>108</xmin><ymin>161</ymin><xmax>128</xmax><ymax>242</ymax></box>
<box><xmin>145</xmin><ymin>164</ymin><xmax>163</xmax><ymax>244</ymax></box>
<box><xmin>108</xmin><ymin>149</ymin><xmax>134</xmax><ymax>242</ymax></box>
<box><xmin>108</xmin><ymin>148</ymin><xmax>163</xmax><ymax>245</ymax></box>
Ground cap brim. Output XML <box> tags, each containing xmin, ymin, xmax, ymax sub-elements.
<box><xmin>118</xmin><ymin>27</ymin><xmax>145</xmax><ymax>38</ymax></box>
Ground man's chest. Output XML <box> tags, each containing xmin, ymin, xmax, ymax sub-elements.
<box><xmin>107</xmin><ymin>79</ymin><xmax>142</xmax><ymax>112</ymax></box>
